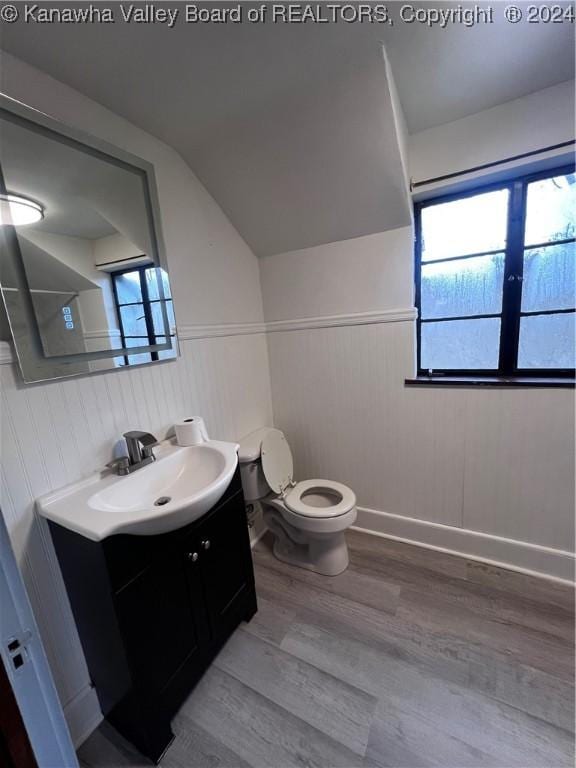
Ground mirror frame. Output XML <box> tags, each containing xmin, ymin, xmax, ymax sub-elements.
<box><xmin>0</xmin><ymin>93</ymin><xmax>179</xmax><ymax>381</ymax></box>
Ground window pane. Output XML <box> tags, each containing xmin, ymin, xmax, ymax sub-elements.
<box><xmin>421</xmin><ymin>318</ymin><xmax>501</xmax><ymax>370</ymax></box>
<box><xmin>127</xmin><ymin>354</ymin><xmax>152</xmax><ymax>365</ymax></box>
<box><xmin>120</xmin><ymin>304</ymin><xmax>147</xmax><ymax>337</ymax></box>
<box><xmin>115</xmin><ymin>271</ymin><xmax>142</xmax><ymax>304</ymax></box>
<box><xmin>145</xmin><ymin>267</ymin><xmax>172</xmax><ymax>300</ymax></box>
<box><xmin>151</xmin><ymin>300</ymin><xmax>175</xmax><ymax>335</ymax></box>
<box><xmin>518</xmin><ymin>313</ymin><xmax>575</xmax><ymax>369</ymax></box>
<box><xmin>125</xmin><ymin>337</ymin><xmax>152</xmax><ymax>365</ymax></box>
<box><xmin>167</xmin><ymin>300</ymin><xmax>175</xmax><ymax>331</ymax></box>
<box><xmin>155</xmin><ymin>336</ymin><xmax>176</xmax><ymax>360</ymax></box>
<box><xmin>524</xmin><ymin>173</ymin><xmax>576</xmax><ymax>246</ymax></box>
<box><xmin>421</xmin><ymin>189</ymin><xmax>509</xmax><ymax>262</ymax></box>
<box><xmin>522</xmin><ymin>242</ymin><xmax>576</xmax><ymax>313</ymax></box>
<box><xmin>421</xmin><ymin>254</ymin><xmax>504</xmax><ymax>320</ymax></box>
<box><xmin>153</xmin><ymin>335</ymin><xmax>171</xmax><ymax>349</ymax></box>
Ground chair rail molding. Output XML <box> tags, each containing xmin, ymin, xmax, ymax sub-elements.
<box><xmin>0</xmin><ymin>310</ymin><xmax>418</xmax><ymax>366</ymax></box>
<box><xmin>177</xmin><ymin>321</ymin><xmax>267</xmax><ymax>340</ymax></box>
<box><xmin>265</xmin><ymin>307</ymin><xmax>418</xmax><ymax>334</ymax></box>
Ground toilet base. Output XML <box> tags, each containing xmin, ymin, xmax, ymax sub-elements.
<box><xmin>264</xmin><ymin>508</ymin><xmax>350</xmax><ymax>576</ymax></box>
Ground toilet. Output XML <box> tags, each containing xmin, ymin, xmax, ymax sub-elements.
<box><xmin>238</xmin><ymin>428</ymin><xmax>357</xmax><ymax>576</ymax></box>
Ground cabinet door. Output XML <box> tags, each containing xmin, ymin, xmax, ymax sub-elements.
<box><xmin>114</xmin><ymin>547</ymin><xmax>209</xmax><ymax>695</ymax></box>
<box><xmin>197</xmin><ymin>492</ymin><xmax>255</xmax><ymax>641</ymax></box>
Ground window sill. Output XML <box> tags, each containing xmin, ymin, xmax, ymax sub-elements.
<box><xmin>405</xmin><ymin>376</ymin><xmax>575</xmax><ymax>389</ymax></box>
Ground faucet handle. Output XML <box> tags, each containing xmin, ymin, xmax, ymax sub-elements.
<box><xmin>141</xmin><ymin>444</ymin><xmax>157</xmax><ymax>461</ymax></box>
<box><xmin>106</xmin><ymin>456</ymin><xmax>130</xmax><ymax>474</ymax></box>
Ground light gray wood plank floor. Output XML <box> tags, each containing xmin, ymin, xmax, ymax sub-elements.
<box><xmin>78</xmin><ymin>530</ymin><xmax>575</xmax><ymax>768</ymax></box>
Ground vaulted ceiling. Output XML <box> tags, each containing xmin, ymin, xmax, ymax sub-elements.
<box><xmin>1</xmin><ymin>2</ymin><xmax>574</xmax><ymax>256</ymax></box>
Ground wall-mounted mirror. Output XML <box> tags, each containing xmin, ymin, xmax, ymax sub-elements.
<box><xmin>0</xmin><ymin>96</ymin><xmax>178</xmax><ymax>383</ymax></box>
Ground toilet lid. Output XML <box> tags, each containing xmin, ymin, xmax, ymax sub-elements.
<box><xmin>261</xmin><ymin>430</ymin><xmax>294</xmax><ymax>494</ymax></box>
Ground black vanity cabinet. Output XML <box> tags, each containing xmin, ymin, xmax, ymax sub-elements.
<box><xmin>49</xmin><ymin>467</ymin><xmax>257</xmax><ymax>763</ymax></box>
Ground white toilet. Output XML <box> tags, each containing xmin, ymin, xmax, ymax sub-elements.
<box><xmin>238</xmin><ymin>428</ymin><xmax>357</xmax><ymax>576</ymax></box>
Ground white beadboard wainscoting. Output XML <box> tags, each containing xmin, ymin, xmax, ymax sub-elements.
<box><xmin>0</xmin><ymin>330</ymin><xmax>273</xmax><ymax>746</ymax></box>
<box><xmin>266</xmin><ymin>316</ymin><xmax>575</xmax><ymax>582</ymax></box>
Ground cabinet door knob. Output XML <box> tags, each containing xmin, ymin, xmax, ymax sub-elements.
<box><xmin>187</xmin><ymin>552</ymin><xmax>199</xmax><ymax>562</ymax></box>
<box><xmin>202</xmin><ymin>539</ymin><xmax>211</xmax><ymax>551</ymax></box>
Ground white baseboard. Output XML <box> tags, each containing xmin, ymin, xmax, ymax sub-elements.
<box><xmin>353</xmin><ymin>506</ymin><xmax>575</xmax><ymax>585</ymax></box>
<box><xmin>63</xmin><ymin>684</ymin><xmax>103</xmax><ymax>748</ymax></box>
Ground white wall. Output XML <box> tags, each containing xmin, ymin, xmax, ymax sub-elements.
<box><xmin>266</xmin><ymin>310</ymin><xmax>574</xmax><ymax>578</ymax></box>
<box><xmin>93</xmin><ymin>232</ymin><xmax>144</xmax><ymax>266</ymax></box>
<box><xmin>409</xmin><ymin>80</ymin><xmax>575</xmax><ymax>184</ymax></box>
<box><xmin>260</xmin><ymin>228</ymin><xmax>413</xmax><ymax>322</ymax></box>
<box><xmin>263</xmin><ymin>90</ymin><xmax>575</xmax><ymax>582</ymax></box>
<box><xmin>22</xmin><ymin>230</ymin><xmax>118</xmax><ymax>337</ymax></box>
<box><xmin>0</xmin><ymin>53</ymin><xmax>273</xmax><ymax>744</ymax></box>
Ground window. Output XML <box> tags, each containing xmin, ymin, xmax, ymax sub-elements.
<box><xmin>112</xmin><ymin>266</ymin><xmax>176</xmax><ymax>366</ymax></box>
<box><xmin>415</xmin><ymin>166</ymin><xmax>575</xmax><ymax>378</ymax></box>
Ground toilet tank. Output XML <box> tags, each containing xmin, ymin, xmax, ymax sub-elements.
<box><xmin>238</xmin><ymin>427</ymin><xmax>279</xmax><ymax>501</ymax></box>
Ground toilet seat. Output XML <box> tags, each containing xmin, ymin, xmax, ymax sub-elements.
<box><xmin>285</xmin><ymin>480</ymin><xmax>356</xmax><ymax>518</ymax></box>
<box><xmin>260</xmin><ymin>431</ymin><xmax>356</xmax><ymax>520</ymax></box>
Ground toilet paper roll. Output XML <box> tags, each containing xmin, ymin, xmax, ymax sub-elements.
<box><xmin>174</xmin><ymin>416</ymin><xmax>209</xmax><ymax>446</ymax></box>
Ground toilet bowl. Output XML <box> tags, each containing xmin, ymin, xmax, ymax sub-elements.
<box><xmin>238</xmin><ymin>428</ymin><xmax>356</xmax><ymax>576</ymax></box>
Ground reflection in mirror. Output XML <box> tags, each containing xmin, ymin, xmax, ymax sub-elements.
<box><xmin>0</xmin><ymin>100</ymin><xmax>178</xmax><ymax>382</ymax></box>
<box><xmin>113</xmin><ymin>265</ymin><xmax>175</xmax><ymax>366</ymax></box>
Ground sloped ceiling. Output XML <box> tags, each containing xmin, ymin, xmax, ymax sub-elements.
<box><xmin>3</xmin><ymin>236</ymin><xmax>96</xmax><ymax>292</ymax></box>
<box><xmin>383</xmin><ymin>3</ymin><xmax>575</xmax><ymax>132</ymax></box>
<box><xmin>183</xmin><ymin>45</ymin><xmax>411</xmax><ymax>257</ymax></box>
<box><xmin>1</xmin><ymin>15</ymin><xmax>411</xmax><ymax>256</ymax></box>
<box><xmin>1</xmin><ymin>3</ymin><xmax>573</xmax><ymax>256</ymax></box>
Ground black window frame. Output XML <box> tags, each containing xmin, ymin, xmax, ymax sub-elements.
<box><xmin>414</xmin><ymin>164</ymin><xmax>576</xmax><ymax>379</ymax></box>
<box><xmin>111</xmin><ymin>265</ymin><xmax>174</xmax><ymax>366</ymax></box>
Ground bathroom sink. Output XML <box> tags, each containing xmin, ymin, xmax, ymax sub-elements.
<box><xmin>36</xmin><ymin>440</ymin><xmax>239</xmax><ymax>540</ymax></box>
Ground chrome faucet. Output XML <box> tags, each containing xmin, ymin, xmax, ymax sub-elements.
<box><xmin>107</xmin><ymin>431</ymin><xmax>159</xmax><ymax>475</ymax></box>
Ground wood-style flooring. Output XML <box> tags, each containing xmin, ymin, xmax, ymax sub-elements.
<box><xmin>78</xmin><ymin>530</ymin><xmax>575</xmax><ymax>768</ymax></box>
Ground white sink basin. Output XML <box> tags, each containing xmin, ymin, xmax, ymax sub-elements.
<box><xmin>37</xmin><ymin>440</ymin><xmax>239</xmax><ymax>541</ymax></box>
